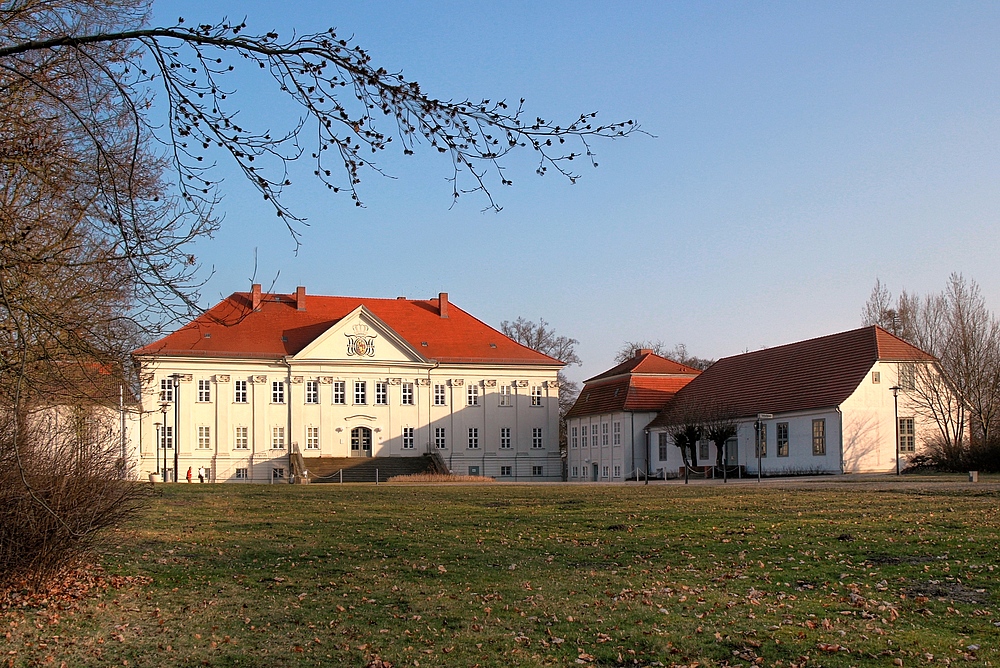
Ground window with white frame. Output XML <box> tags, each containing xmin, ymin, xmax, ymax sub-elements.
<box><xmin>401</xmin><ymin>382</ymin><xmax>414</xmax><ymax>405</ymax></box>
<box><xmin>776</xmin><ymin>422</ymin><xmax>789</xmax><ymax>457</ymax></box>
<box><xmin>601</xmin><ymin>422</ymin><xmax>609</xmax><ymax>446</ymax></box>
<box><xmin>159</xmin><ymin>378</ymin><xmax>174</xmax><ymax>402</ymax></box>
<box><xmin>500</xmin><ymin>427</ymin><xmax>511</xmax><ymax>449</ymax></box>
<box><xmin>530</xmin><ymin>385</ymin><xmax>543</xmax><ymax>406</ymax></box>
<box><xmin>468</xmin><ymin>427</ymin><xmax>479</xmax><ymax>449</ymax></box>
<box><xmin>197</xmin><ymin>426</ymin><xmax>211</xmax><ymax>449</ymax></box>
<box><xmin>500</xmin><ymin>465</ymin><xmax>512</xmax><ymax>476</ymax></box>
<box><xmin>581</xmin><ymin>425</ymin><xmax>587</xmax><ymax>444</ymax></box>
<box><xmin>375</xmin><ymin>381</ymin><xmax>387</xmax><ymax>405</ymax></box>
<box><xmin>613</xmin><ymin>422</ymin><xmax>621</xmax><ymax>445</ymax></box>
<box><xmin>305</xmin><ymin>380</ymin><xmax>319</xmax><ymax>404</ymax></box>
<box><xmin>571</xmin><ymin>426</ymin><xmax>578</xmax><ymax>448</ymax></box>
<box><xmin>333</xmin><ymin>381</ymin><xmax>346</xmax><ymax>404</ymax></box>
<box><xmin>272</xmin><ymin>468</ymin><xmax>285</xmax><ymax>479</ymax></box>
<box><xmin>198</xmin><ymin>379</ymin><xmax>211</xmax><ymax>402</ymax></box>
<box><xmin>235</xmin><ymin>468</ymin><xmax>248</xmax><ymax>480</ymax></box>
<box><xmin>434</xmin><ymin>384</ymin><xmax>446</xmax><ymax>406</ymax></box>
<box><xmin>161</xmin><ymin>425</ymin><xmax>173</xmax><ymax>449</ymax></box>
<box><xmin>699</xmin><ymin>439</ymin><xmax>709</xmax><ymax>460</ymax></box>
<box><xmin>531</xmin><ymin>427</ymin><xmax>543</xmax><ymax>449</ymax></box>
<box><xmin>271</xmin><ymin>381</ymin><xmax>285</xmax><ymax>404</ymax></box>
<box><xmin>532</xmin><ymin>465</ymin><xmax>543</xmax><ymax>476</ymax></box>
<box><xmin>499</xmin><ymin>384</ymin><xmax>512</xmax><ymax>407</ymax></box>
<box><xmin>402</xmin><ymin>427</ymin><xmax>414</xmax><ymax>449</ymax></box>
<box><xmin>602</xmin><ymin>465</ymin><xmax>609</xmax><ymax>479</ymax></box>
<box><xmin>467</xmin><ymin>384</ymin><xmax>479</xmax><ymax>406</ymax></box>
<box><xmin>812</xmin><ymin>419</ymin><xmax>826</xmax><ymax>456</ymax></box>
<box><xmin>272</xmin><ymin>426</ymin><xmax>285</xmax><ymax>449</ymax></box>
<box><xmin>614</xmin><ymin>465</ymin><xmax>621</xmax><ymax>478</ymax></box>
<box><xmin>354</xmin><ymin>381</ymin><xmax>367</xmax><ymax>405</ymax></box>
<box><xmin>434</xmin><ymin>427</ymin><xmax>446</xmax><ymax>449</ymax></box>
<box><xmin>234</xmin><ymin>380</ymin><xmax>247</xmax><ymax>403</ymax></box>
<box><xmin>234</xmin><ymin>426</ymin><xmax>248</xmax><ymax>449</ymax></box>
<box><xmin>658</xmin><ymin>432</ymin><xmax>669</xmax><ymax>460</ymax></box>
<box><xmin>306</xmin><ymin>426</ymin><xmax>319</xmax><ymax>450</ymax></box>
<box><xmin>571</xmin><ymin>466</ymin><xmax>579</xmax><ymax>478</ymax></box>
<box><xmin>898</xmin><ymin>363</ymin><xmax>916</xmax><ymax>391</ymax></box>
<box><xmin>899</xmin><ymin>417</ymin><xmax>915</xmax><ymax>453</ymax></box>
<box><xmin>592</xmin><ymin>429</ymin><xmax>599</xmax><ymax>447</ymax></box>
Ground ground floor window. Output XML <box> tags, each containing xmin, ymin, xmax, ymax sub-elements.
<box><xmin>235</xmin><ymin>467</ymin><xmax>248</xmax><ymax>480</ymax></box>
<box><xmin>500</xmin><ymin>465</ymin><xmax>512</xmax><ymax>476</ymax></box>
<box><xmin>571</xmin><ymin>465</ymin><xmax>579</xmax><ymax>478</ymax></box>
<box><xmin>272</xmin><ymin>426</ymin><xmax>285</xmax><ymax>449</ymax></box>
<box><xmin>197</xmin><ymin>425</ymin><xmax>211</xmax><ymax>449</ymax></box>
<box><xmin>613</xmin><ymin>465</ymin><xmax>621</xmax><ymax>478</ymax></box>
<box><xmin>272</xmin><ymin>467</ymin><xmax>285</xmax><ymax>479</ymax></box>
<box><xmin>899</xmin><ymin>417</ymin><xmax>915</xmax><ymax>453</ymax></box>
<box><xmin>602</xmin><ymin>465</ymin><xmax>609</xmax><ymax>479</ymax></box>
<box><xmin>435</xmin><ymin>427</ymin><xmax>446</xmax><ymax>449</ymax></box>
<box><xmin>306</xmin><ymin>426</ymin><xmax>319</xmax><ymax>450</ymax></box>
<box><xmin>698</xmin><ymin>439</ymin><xmax>709</xmax><ymax>461</ymax></box>
<box><xmin>468</xmin><ymin>465</ymin><xmax>480</xmax><ymax>476</ymax></box>
<box><xmin>531</xmin><ymin>465</ymin><xmax>543</xmax><ymax>476</ymax></box>
<box><xmin>812</xmin><ymin>419</ymin><xmax>826</xmax><ymax>455</ymax></box>
<box><xmin>658</xmin><ymin>432</ymin><xmax>668</xmax><ymax>460</ymax></box>
<box><xmin>500</xmin><ymin>427</ymin><xmax>511</xmax><ymax>449</ymax></box>
<box><xmin>468</xmin><ymin>427</ymin><xmax>479</xmax><ymax>449</ymax></box>
<box><xmin>402</xmin><ymin>426</ymin><xmax>414</xmax><ymax>449</ymax></box>
<box><xmin>776</xmin><ymin>422</ymin><xmax>789</xmax><ymax>457</ymax></box>
<box><xmin>531</xmin><ymin>427</ymin><xmax>543</xmax><ymax>449</ymax></box>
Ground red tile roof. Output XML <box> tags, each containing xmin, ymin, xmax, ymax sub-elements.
<box><xmin>648</xmin><ymin>326</ymin><xmax>935</xmax><ymax>428</ymax></box>
<box><xmin>134</xmin><ymin>290</ymin><xmax>562</xmax><ymax>366</ymax></box>
<box><xmin>566</xmin><ymin>352</ymin><xmax>701</xmax><ymax>418</ymax></box>
<box><xmin>585</xmin><ymin>351</ymin><xmax>703</xmax><ymax>382</ymax></box>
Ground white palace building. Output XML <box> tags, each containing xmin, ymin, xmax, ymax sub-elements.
<box><xmin>132</xmin><ymin>287</ymin><xmax>564</xmax><ymax>482</ymax></box>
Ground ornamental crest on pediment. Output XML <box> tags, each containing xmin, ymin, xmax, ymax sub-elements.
<box><xmin>345</xmin><ymin>323</ymin><xmax>377</xmax><ymax>357</ymax></box>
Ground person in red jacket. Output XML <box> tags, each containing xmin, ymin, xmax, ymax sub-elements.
<box><xmin>186</xmin><ymin>466</ymin><xmax>193</xmax><ymax>483</ymax></box>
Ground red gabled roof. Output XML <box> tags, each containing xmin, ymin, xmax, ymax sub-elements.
<box><xmin>134</xmin><ymin>290</ymin><xmax>562</xmax><ymax>366</ymax></box>
<box><xmin>566</xmin><ymin>352</ymin><xmax>701</xmax><ymax>418</ymax></box>
<box><xmin>648</xmin><ymin>325</ymin><xmax>935</xmax><ymax>428</ymax></box>
<box><xmin>585</xmin><ymin>351</ymin><xmax>703</xmax><ymax>382</ymax></box>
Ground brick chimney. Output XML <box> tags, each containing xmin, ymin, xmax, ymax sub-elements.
<box><xmin>251</xmin><ymin>284</ymin><xmax>262</xmax><ymax>310</ymax></box>
<box><xmin>635</xmin><ymin>348</ymin><xmax>653</xmax><ymax>358</ymax></box>
<box><xmin>438</xmin><ymin>292</ymin><xmax>449</xmax><ymax>318</ymax></box>
<box><xmin>295</xmin><ymin>286</ymin><xmax>306</xmax><ymax>311</ymax></box>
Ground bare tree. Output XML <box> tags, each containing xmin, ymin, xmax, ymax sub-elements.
<box><xmin>667</xmin><ymin>421</ymin><xmax>702</xmax><ymax>485</ymax></box>
<box><xmin>863</xmin><ymin>274</ymin><xmax>1000</xmax><ymax>453</ymax></box>
<box><xmin>614</xmin><ymin>340</ymin><xmax>713</xmax><ymax>370</ymax></box>
<box><xmin>500</xmin><ymin>317</ymin><xmax>581</xmax><ymax>444</ymax></box>
<box><xmin>1</xmin><ymin>0</ymin><xmax>637</xmax><ymax>585</ymax></box>
<box><xmin>702</xmin><ymin>403</ymin><xmax>738</xmax><ymax>468</ymax></box>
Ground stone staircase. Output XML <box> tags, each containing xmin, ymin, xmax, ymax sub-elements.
<box><xmin>304</xmin><ymin>455</ymin><xmax>439</xmax><ymax>483</ymax></box>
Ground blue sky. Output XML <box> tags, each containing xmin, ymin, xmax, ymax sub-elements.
<box><xmin>150</xmin><ymin>1</ymin><xmax>1000</xmax><ymax>384</ymax></box>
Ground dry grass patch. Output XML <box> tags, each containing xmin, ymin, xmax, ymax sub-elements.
<box><xmin>387</xmin><ymin>472</ymin><xmax>495</xmax><ymax>483</ymax></box>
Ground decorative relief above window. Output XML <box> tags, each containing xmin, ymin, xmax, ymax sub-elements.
<box><xmin>253</xmin><ymin>375</ymin><xmax>267</xmax><ymax>383</ymax></box>
<box><xmin>516</xmin><ymin>380</ymin><xmax>529</xmax><ymax>388</ymax></box>
<box><xmin>546</xmin><ymin>379</ymin><xmax>559</xmax><ymax>389</ymax></box>
<box><xmin>388</xmin><ymin>378</ymin><xmax>402</xmax><ymax>386</ymax></box>
<box><xmin>483</xmin><ymin>379</ymin><xmax>497</xmax><ymax>388</ymax></box>
<box><xmin>319</xmin><ymin>376</ymin><xmax>333</xmax><ymax>384</ymax></box>
<box><xmin>291</xmin><ymin>376</ymin><xmax>303</xmax><ymax>384</ymax></box>
<box><xmin>449</xmin><ymin>379</ymin><xmax>464</xmax><ymax>386</ymax></box>
<box><xmin>416</xmin><ymin>378</ymin><xmax>432</xmax><ymax>386</ymax></box>
<box><xmin>345</xmin><ymin>323</ymin><xmax>377</xmax><ymax>357</ymax></box>
<box><xmin>215</xmin><ymin>374</ymin><xmax>230</xmax><ymax>383</ymax></box>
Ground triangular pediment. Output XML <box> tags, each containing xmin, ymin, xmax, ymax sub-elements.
<box><xmin>292</xmin><ymin>306</ymin><xmax>427</xmax><ymax>363</ymax></box>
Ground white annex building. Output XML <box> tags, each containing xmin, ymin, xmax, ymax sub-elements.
<box><xmin>646</xmin><ymin>326</ymin><xmax>939</xmax><ymax>476</ymax></box>
<box><xmin>564</xmin><ymin>350</ymin><xmax>702</xmax><ymax>482</ymax></box>
<box><xmin>132</xmin><ymin>287</ymin><xmax>564</xmax><ymax>482</ymax></box>
<box><xmin>567</xmin><ymin>326</ymin><xmax>944</xmax><ymax>481</ymax></box>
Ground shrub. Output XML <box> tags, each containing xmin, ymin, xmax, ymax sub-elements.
<box><xmin>0</xmin><ymin>409</ymin><xmax>149</xmax><ymax>592</ymax></box>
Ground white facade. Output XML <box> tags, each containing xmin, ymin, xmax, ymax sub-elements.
<box><xmin>648</xmin><ymin>359</ymin><xmax>938</xmax><ymax>476</ymax></box>
<box><xmin>565</xmin><ymin>411</ymin><xmax>657</xmax><ymax>482</ymax></box>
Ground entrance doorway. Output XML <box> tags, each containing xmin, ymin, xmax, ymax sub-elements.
<box><xmin>591</xmin><ymin>462</ymin><xmax>599</xmax><ymax>482</ymax></box>
<box><xmin>350</xmin><ymin>427</ymin><xmax>373</xmax><ymax>457</ymax></box>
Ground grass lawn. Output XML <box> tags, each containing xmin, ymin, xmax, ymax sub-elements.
<box><xmin>5</xmin><ymin>477</ymin><xmax>999</xmax><ymax>667</ymax></box>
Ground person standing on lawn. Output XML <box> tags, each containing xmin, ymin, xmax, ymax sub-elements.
<box><xmin>198</xmin><ymin>466</ymin><xmax>205</xmax><ymax>483</ymax></box>
<box><xmin>186</xmin><ymin>466</ymin><xmax>193</xmax><ymax>483</ymax></box>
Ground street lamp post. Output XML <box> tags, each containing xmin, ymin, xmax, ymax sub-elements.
<box><xmin>160</xmin><ymin>401</ymin><xmax>170</xmax><ymax>481</ymax></box>
<box><xmin>890</xmin><ymin>385</ymin><xmax>900</xmax><ymax>476</ymax></box>
<box><xmin>154</xmin><ymin>421</ymin><xmax>161</xmax><ymax>476</ymax></box>
<box><xmin>171</xmin><ymin>374</ymin><xmax>181</xmax><ymax>483</ymax></box>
